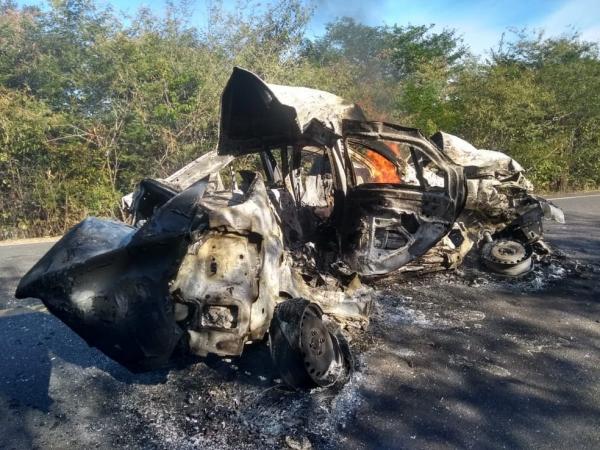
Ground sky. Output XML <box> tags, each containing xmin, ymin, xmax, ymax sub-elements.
<box><xmin>16</xmin><ymin>0</ymin><xmax>600</xmax><ymax>54</ymax></box>
<box><xmin>307</xmin><ymin>0</ymin><xmax>600</xmax><ymax>53</ymax></box>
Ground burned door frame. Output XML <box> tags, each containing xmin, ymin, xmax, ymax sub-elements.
<box><xmin>337</xmin><ymin>120</ymin><xmax>466</xmax><ymax>276</ymax></box>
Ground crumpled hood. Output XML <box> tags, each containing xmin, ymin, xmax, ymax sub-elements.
<box><xmin>432</xmin><ymin>131</ymin><xmax>528</xmax><ymax>180</ymax></box>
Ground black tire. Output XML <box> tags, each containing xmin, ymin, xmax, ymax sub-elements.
<box><xmin>269</xmin><ymin>298</ymin><xmax>351</xmax><ymax>389</ymax></box>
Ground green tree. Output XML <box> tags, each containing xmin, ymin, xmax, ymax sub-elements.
<box><xmin>453</xmin><ymin>31</ymin><xmax>600</xmax><ymax>190</ymax></box>
<box><xmin>2</xmin><ymin>1</ymin><xmax>600</xmax><ymax>238</ymax></box>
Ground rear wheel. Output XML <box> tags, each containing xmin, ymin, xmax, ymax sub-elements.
<box><xmin>269</xmin><ymin>298</ymin><xmax>351</xmax><ymax>389</ymax></box>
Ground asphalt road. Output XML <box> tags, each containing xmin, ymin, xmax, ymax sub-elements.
<box><xmin>0</xmin><ymin>194</ymin><xmax>599</xmax><ymax>449</ymax></box>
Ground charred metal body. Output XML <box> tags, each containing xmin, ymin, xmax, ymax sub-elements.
<box><xmin>16</xmin><ymin>67</ymin><xmax>563</xmax><ymax>387</ymax></box>
<box><xmin>16</xmin><ymin>180</ymin><xmax>210</xmax><ymax>371</ymax></box>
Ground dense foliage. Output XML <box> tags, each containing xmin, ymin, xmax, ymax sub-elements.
<box><xmin>1</xmin><ymin>0</ymin><xmax>599</xmax><ymax>238</ymax></box>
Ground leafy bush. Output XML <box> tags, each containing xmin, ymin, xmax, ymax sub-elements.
<box><xmin>1</xmin><ymin>1</ymin><xmax>599</xmax><ymax>238</ymax></box>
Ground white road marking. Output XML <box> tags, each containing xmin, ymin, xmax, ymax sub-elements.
<box><xmin>0</xmin><ymin>304</ymin><xmax>48</xmax><ymax>317</ymax></box>
<box><xmin>0</xmin><ymin>236</ymin><xmax>59</xmax><ymax>247</ymax></box>
<box><xmin>546</xmin><ymin>193</ymin><xmax>600</xmax><ymax>201</ymax></box>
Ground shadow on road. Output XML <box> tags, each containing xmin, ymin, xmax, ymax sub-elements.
<box><xmin>341</xmin><ymin>272</ymin><xmax>600</xmax><ymax>449</ymax></box>
<box><xmin>0</xmin><ymin>311</ymin><xmax>174</xmax><ymax>411</ymax></box>
<box><xmin>0</xmin><ymin>309</ymin><xmax>279</xmax><ymax>410</ymax></box>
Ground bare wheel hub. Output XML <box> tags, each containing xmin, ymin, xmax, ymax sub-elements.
<box><xmin>488</xmin><ymin>240</ymin><xmax>527</xmax><ymax>263</ymax></box>
<box><xmin>481</xmin><ymin>239</ymin><xmax>533</xmax><ymax>276</ymax></box>
<box><xmin>300</xmin><ymin>309</ymin><xmax>336</xmax><ymax>381</ymax></box>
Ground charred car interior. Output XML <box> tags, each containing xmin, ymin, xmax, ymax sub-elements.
<box><xmin>15</xmin><ymin>67</ymin><xmax>564</xmax><ymax>389</ymax></box>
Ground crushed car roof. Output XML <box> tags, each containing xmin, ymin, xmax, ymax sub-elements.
<box><xmin>218</xmin><ymin>67</ymin><xmax>366</xmax><ymax>155</ymax></box>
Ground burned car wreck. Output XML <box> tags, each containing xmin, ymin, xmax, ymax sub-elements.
<box><xmin>16</xmin><ymin>68</ymin><xmax>564</xmax><ymax>389</ymax></box>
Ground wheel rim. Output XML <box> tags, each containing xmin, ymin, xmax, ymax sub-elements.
<box><xmin>300</xmin><ymin>306</ymin><xmax>337</xmax><ymax>383</ymax></box>
<box><xmin>482</xmin><ymin>239</ymin><xmax>533</xmax><ymax>277</ymax></box>
<box><xmin>269</xmin><ymin>299</ymin><xmax>351</xmax><ymax>389</ymax></box>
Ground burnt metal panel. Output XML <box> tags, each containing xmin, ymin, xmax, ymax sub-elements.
<box><xmin>15</xmin><ymin>180</ymin><xmax>210</xmax><ymax>372</ymax></box>
<box><xmin>339</xmin><ymin>120</ymin><xmax>467</xmax><ymax>276</ymax></box>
